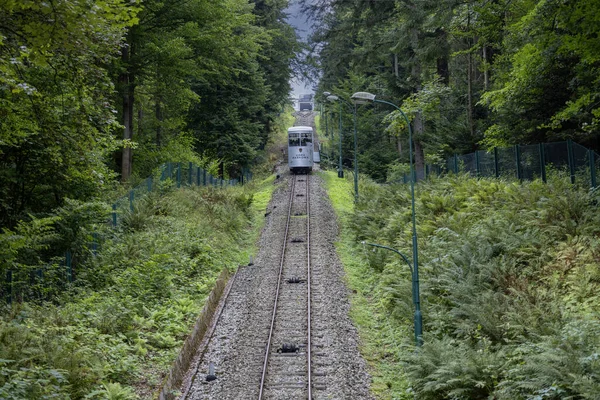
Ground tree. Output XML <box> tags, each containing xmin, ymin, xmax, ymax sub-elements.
<box><xmin>0</xmin><ymin>0</ymin><xmax>139</xmax><ymax>226</ymax></box>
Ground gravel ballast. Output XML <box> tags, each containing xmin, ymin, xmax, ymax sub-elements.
<box><xmin>180</xmin><ymin>167</ymin><xmax>372</xmax><ymax>399</ymax></box>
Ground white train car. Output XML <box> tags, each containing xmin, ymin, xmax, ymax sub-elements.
<box><xmin>288</xmin><ymin>126</ymin><xmax>314</xmax><ymax>174</ymax></box>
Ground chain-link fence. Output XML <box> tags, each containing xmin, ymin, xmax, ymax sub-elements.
<box><xmin>3</xmin><ymin>162</ymin><xmax>253</xmax><ymax>304</ymax></box>
<box><xmin>402</xmin><ymin>140</ymin><xmax>598</xmax><ymax>188</ymax></box>
<box><xmin>111</xmin><ymin>162</ymin><xmax>252</xmax><ymax>227</ymax></box>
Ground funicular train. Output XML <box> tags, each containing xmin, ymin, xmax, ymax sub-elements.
<box><xmin>288</xmin><ymin>126</ymin><xmax>314</xmax><ymax>174</ymax></box>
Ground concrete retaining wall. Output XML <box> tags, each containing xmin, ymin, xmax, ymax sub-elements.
<box><xmin>158</xmin><ymin>267</ymin><xmax>230</xmax><ymax>400</ymax></box>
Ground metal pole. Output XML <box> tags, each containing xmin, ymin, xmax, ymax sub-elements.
<box><xmin>494</xmin><ymin>147</ymin><xmax>499</xmax><ymax>178</ymax></box>
<box><xmin>330</xmin><ymin>113</ymin><xmax>334</xmax><ymax>161</ymax></box>
<box><xmin>338</xmin><ymin>102</ymin><xmax>344</xmax><ymax>178</ymax></box>
<box><xmin>540</xmin><ymin>143</ymin><xmax>547</xmax><ymax>183</ymax></box>
<box><xmin>589</xmin><ymin>149</ymin><xmax>596</xmax><ymax>188</ymax></box>
<box><xmin>371</xmin><ymin>99</ymin><xmax>422</xmax><ymax>345</ymax></box>
<box><xmin>353</xmin><ymin>104</ymin><xmax>358</xmax><ymax>200</ymax></box>
<box><xmin>515</xmin><ymin>145</ymin><xmax>522</xmax><ymax>181</ymax></box>
<box><xmin>321</xmin><ymin>110</ymin><xmax>331</xmax><ymax>162</ymax></box>
<box><xmin>567</xmin><ymin>139</ymin><xmax>575</xmax><ymax>184</ymax></box>
<box><xmin>362</xmin><ymin>242</ymin><xmax>422</xmax><ymax>346</ymax></box>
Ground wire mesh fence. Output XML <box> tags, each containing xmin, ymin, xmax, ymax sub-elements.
<box><xmin>3</xmin><ymin>162</ymin><xmax>253</xmax><ymax>304</ymax></box>
<box><xmin>401</xmin><ymin>140</ymin><xmax>599</xmax><ymax>189</ymax></box>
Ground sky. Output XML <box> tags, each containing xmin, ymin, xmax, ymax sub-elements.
<box><xmin>284</xmin><ymin>0</ymin><xmax>314</xmax><ymax>100</ymax></box>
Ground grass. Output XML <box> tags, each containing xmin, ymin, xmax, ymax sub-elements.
<box><xmin>0</xmin><ymin>176</ymin><xmax>279</xmax><ymax>399</ymax></box>
<box><xmin>319</xmin><ymin>170</ymin><xmax>412</xmax><ymax>399</ymax></box>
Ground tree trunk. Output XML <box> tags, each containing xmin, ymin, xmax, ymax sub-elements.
<box><xmin>436</xmin><ymin>28</ymin><xmax>449</xmax><ymax>84</ymax></box>
<box><xmin>120</xmin><ymin>43</ymin><xmax>134</xmax><ymax>182</ymax></box>
<box><xmin>396</xmin><ymin>136</ymin><xmax>402</xmax><ymax>157</ymax></box>
<box><xmin>466</xmin><ymin>10</ymin><xmax>475</xmax><ymax>141</ymax></box>
<box><xmin>412</xmin><ymin>112</ymin><xmax>425</xmax><ymax>179</ymax></box>
<box><xmin>483</xmin><ymin>46</ymin><xmax>489</xmax><ymax>90</ymax></box>
<box><xmin>155</xmin><ymin>96</ymin><xmax>162</xmax><ymax>147</ymax></box>
<box><xmin>414</xmin><ymin>139</ymin><xmax>425</xmax><ymax>180</ymax></box>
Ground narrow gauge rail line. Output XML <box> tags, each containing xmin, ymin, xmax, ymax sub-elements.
<box><xmin>258</xmin><ymin>173</ymin><xmax>312</xmax><ymax>399</ymax></box>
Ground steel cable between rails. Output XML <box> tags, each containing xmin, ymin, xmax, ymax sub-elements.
<box><xmin>258</xmin><ymin>174</ymin><xmax>298</xmax><ymax>399</ymax></box>
<box><xmin>306</xmin><ymin>174</ymin><xmax>312</xmax><ymax>400</ymax></box>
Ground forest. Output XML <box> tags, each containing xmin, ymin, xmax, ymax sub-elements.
<box><xmin>0</xmin><ymin>0</ymin><xmax>296</xmax><ymax>397</ymax></box>
<box><xmin>305</xmin><ymin>0</ymin><xmax>600</xmax><ymax>181</ymax></box>
<box><xmin>2</xmin><ymin>0</ymin><xmax>600</xmax><ymax>398</ymax></box>
<box><xmin>0</xmin><ymin>0</ymin><xmax>297</xmax><ymax>228</ymax></box>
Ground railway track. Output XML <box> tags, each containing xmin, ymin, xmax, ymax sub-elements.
<box><xmin>181</xmin><ymin>110</ymin><xmax>372</xmax><ymax>399</ymax></box>
<box><xmin>258</xmin><ymin>173</ymin><xmax>312</xmax><ymax>399</ymax></box>
<box><xmin>294</xmin><ymin>111</ymin><xmax>314</xmax><ymax>127</ymax></box>
<box><xmin>182</xmin><ymin>173</ymin><xmax>316</xmax><ymax>399</ymax></box>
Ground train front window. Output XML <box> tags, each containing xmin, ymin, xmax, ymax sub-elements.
<box><xmin>300</xmin><ymin>132</ymin><xmax>312</xmax><ymax>146</ymax></box>
<box><xmin>289</xmin><ymin>133</ymin><xmax>300</xmax><ymax>146</ymax></box>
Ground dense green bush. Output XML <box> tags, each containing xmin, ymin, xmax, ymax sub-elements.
<box><xmin>0</xmin><ymin>179</ymin><xmax>272</xmax><ymax>398</ymax></box>
<box><xmin>342</xmin><ymin>173</ymin><xmax>600</xmax><ymax>399</ymax></box>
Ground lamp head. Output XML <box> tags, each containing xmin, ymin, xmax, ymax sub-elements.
<box><xmin>323</xmin><ymin>91</ymin><xmax>331</xmax><ymax>96</ymax></box>
<box><xmin>326</xmin><ymin>95</ymin><xmax>339</xmax><ymax>102</ymax></box>
<box><xmin>351</xmin><ymin>92</ymin><xmax>376</xmax><ymax>104</ymax></box>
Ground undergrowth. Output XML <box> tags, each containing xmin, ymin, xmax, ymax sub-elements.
<box><xmin>322</xmin><ymin>170</ymin><xmax>600</xmax><ymax>400</ymax></box>
<box><xmin>0</xmin><ymin>176</ymin><xmax>276</xmax><ymax>399</ymax></box>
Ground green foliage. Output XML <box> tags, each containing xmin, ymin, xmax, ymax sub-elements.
<box><xmin>0</xmin><ymin>0</ymin><xmax>139</xmax><ymax>226</ymax></box>
<box><xmin>325</xmin><ymin>171</ymin><xmax>600</xmax><ymax>399</ymax></box>
<box><xmin>309</xmin><ymin>0</ymin><xmax>600</xmax><ymax>183</ymax></box>
<box><xmin>0</xmin><ymin>176</ymin><xmax>275</xmax><ymax>398</ymax></box>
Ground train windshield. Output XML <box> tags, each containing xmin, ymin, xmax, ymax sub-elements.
<box><xmin>289</xmin><ymin>131</ymin><xmax>312</xmax><ymax>146</ymax></box>
<box><xmin>289</xmin><ymin>132</ymin><xmax>300</xmax><ymax>146</ymax></box>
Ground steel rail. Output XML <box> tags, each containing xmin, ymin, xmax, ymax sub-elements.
<box><xmin>306</xmin><ymin>174</ymin><xmax>312</xmax><ymax>400</ymax></box>
<box><xmin>258</xmin><ymin>174</ymin><xmax>298</xmax><ymax>399</ymax></box>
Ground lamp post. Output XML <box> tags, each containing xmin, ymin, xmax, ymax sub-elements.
<box><xmin>352</xmin><ymin>91</ymin><xmax>422</xmax><ymax>345</ymax></box>
<box><xmin>362</xmin><ymin>242</ymin><xmax>422</xmax><ymax>346</ymax></box>
<box><xmin>326</xmin><ymin>94</ymin><xmax>359</xmax><ymax>199</ymax></box>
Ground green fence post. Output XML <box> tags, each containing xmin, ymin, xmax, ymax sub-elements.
<box><xmin>567</xmin><ymin>139</ymin><xmax>575</xmax><ymax>184</ymax></box>
<box><xmin>112</xmin><ymin>204</ymin><xmax>117</xmax><ymax>227</ymax></box>
<box><xmin>92</xmin><ymin>232</ymin><xmax>98</xmax><ymax>256</ymax></box>
<box><xmin>147</xmin><ymin>176</ymin><xmax>152</xmax><ymax>192</ymax></box>
<box><xmin>494</xmin><ymin>147</ymin><xmax>499</xmax><ymax>178</ymax></box>
<box><xmin>475</xmin><ymin>150</ymin><xmax>481</xmax><ymax>177</ymax></box>
<box><xmin>176</xmin><ymin>163</ymin><xmax>181</xmax><ymax>188</ymax></box>
<box><xmin>6</xmin><ymin>270</ymin><xmax>12</xmax><ymax>304</ymax></box>
<box><xmin>188</xmin><ymin>162</ymin><xmax>193</xmax><ymax>186</ymax></box>
<box><xmin>203</xmin><ymin>169</ymin><xmax>207</xmax><ymax>186</ymax></box>
<box><xmin>197</xmin><ymin>167</ymin><xmax>201</xmax><ymax>186</ymax></box>
<box><xmin>453</xmin><ymin>154</ymin><xmax>459</xmax><ymax>174</ymax></box>
<box><xmin>129</xmin><ymin>190</ymin><xmax>134</xmax><ymax>212</ymax></box>
<box><xmin>515</xmin><ymin>145</ymin><xmax>522</xmax><ymax>181</ymax></box>
<box><xmin>539</xmin><ymin>143</ymin><xmax>547</xmax><ymax>183</ymax></box>
<box><xmin>589</xmin><ymin>150</ymin><xmax>597</xmax><ymax>188</ymax></box>
<box><xmin>66</xmin><ymin>251</ymin><xmax>72</xmax><ymax>283</ymax></box>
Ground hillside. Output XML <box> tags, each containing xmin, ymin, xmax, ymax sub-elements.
<box><xmin>323</xmin><ymin>171</ymin><xmax>600</xmax><ymax>399</ymax></box>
